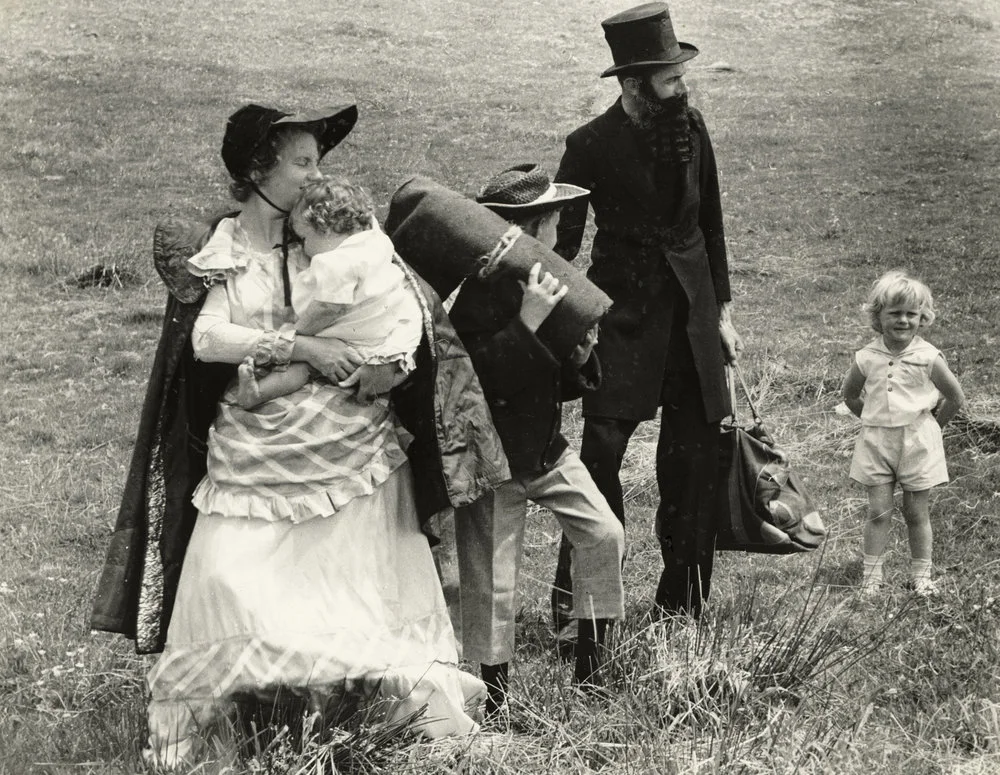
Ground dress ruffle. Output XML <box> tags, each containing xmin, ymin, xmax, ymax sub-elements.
<box><xmin>196</xmin><ymin>381</ymin><xmax>414</xmax><ymax>524</ymax></box>
<box><xmin>191</xmin><ymin>440</ymin><xmax>410</xmax><ymax>523</ymax></box>
<box><xmin>186</xmin><ymin>218</ymin><xmax>252</xmax><ymax>283</ymax></box>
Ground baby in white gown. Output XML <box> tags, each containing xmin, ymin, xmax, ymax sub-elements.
<box><xmin>236</xmin><ymin>177</ymin><xmax>420</xmax><ymax>408</ymax></box>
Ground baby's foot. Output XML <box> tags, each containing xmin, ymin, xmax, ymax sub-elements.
<box><xmin>235</xmin><ymin>356</ymin><xmax>263</xmax><ymax>409</ymax></box>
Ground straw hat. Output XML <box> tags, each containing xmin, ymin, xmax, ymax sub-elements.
<box><xmin>475</xmin><ymin>164</ymin><xmax>589</xmax><ymax>221</ymax></box>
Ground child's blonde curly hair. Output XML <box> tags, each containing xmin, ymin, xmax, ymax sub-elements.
<box><xmin>864</xmin><ymin>270</ymin><xmax>936</xmax><ymax>332</ymax></box>
<box><xmin>292</xmin><ymin>176</ymin><xmax>374</xmax><ymax>236</ymax></box>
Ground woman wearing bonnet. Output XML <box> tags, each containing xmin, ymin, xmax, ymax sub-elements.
<box><xmin>90</xmin><ymin>103</ymin><xmax>508</xmax><ymax>766</ymax></box>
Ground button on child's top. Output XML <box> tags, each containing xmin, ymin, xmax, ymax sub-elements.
<box><xmin>855</xmin><ymin>336</ymin><xmax>942</xmax><ymax>427</ymax></box>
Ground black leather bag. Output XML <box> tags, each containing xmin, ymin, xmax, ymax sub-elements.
<box><xmin>716</xmin><ymin>365</ymin><xmax>827</xmax><ymax>553</ymax></box>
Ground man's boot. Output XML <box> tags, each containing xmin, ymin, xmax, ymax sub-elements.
<box><xmin>481</xmin><ymin>661</ymin><xmax>509</xmax><ymax>719</ymax></box>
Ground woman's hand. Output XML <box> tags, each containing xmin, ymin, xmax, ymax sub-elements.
<box><xmin>519</xmin><ymin>262</ymin><xmax>568</xmax><ymax>333</ymax></box>
<box><xmin>340</xmin><ymin>362</ymin><xmax>407</xmax><ymax>403</ymax></box>
<box><xmin>296</xmin><ymin>336</ymin><xmax>364</xmax><ymax>383</ymax></box>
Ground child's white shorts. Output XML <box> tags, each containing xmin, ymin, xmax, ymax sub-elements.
<box><xmin>849</xmin><ymin>413</ymin><xmax>948</xmax><ymax>491</ymax></box>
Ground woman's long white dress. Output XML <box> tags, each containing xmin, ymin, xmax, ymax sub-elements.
<box><xmin>146</xmin><ymin>219</ymin><xmax>483</xmax><ymax>765</ymax></box>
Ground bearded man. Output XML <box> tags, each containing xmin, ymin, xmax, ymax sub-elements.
<box><xmin>551</xmin><ymin>2</ymin><xmax>743</xmax><ymax>625</ymax></box>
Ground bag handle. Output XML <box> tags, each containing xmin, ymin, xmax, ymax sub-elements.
<box><xmin>727</xmin><ymin>363</ymin><xmax>763</xmax><ymax>426</ymax></box>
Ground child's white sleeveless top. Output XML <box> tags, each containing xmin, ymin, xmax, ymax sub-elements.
<box><xmin>856</xmin><ymin>336</ymin><xmax>941</xmax><ymax>427</ymax></box>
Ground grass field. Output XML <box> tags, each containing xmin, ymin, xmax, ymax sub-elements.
<box><xmin>2</xmin><ymin>0</ymin><xmax>1000</xmax><ymax>772</ymax></box>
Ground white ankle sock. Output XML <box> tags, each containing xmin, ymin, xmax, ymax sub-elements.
<box><xmin>910</xmin><ymin>558</ymin><xmax>932</xmax><ymax>582</ymax></box>
<box><xmin>862</xmin><ymin>554</ymin><xmax>884</xmax><ymax>585</ymax></box>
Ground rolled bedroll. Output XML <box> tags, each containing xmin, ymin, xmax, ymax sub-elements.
<box><xmin>385</xmin><ymin>175</ymin><xmax>613</xmax><ymax>359</ymax></box>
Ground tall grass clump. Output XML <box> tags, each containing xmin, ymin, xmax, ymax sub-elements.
<box><xmin>578</xmin><ymin>574</ymin><xmax>908</xmax><ymax>773</ymax></box>
<box><xmin>222</xmin><ymin>698</ymin><xmax>428</xmax><ymax>775</ymax></box>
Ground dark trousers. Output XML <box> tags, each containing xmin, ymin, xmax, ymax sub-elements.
<box><xmin>553</xmin><ymin>362</ymin><xmax>720</xmax><ymax>619</ymax></box>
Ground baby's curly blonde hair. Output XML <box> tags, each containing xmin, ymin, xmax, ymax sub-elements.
<box><xmin>291</xmin><ymin>176</ymin><xmax>374</xmax><ymax>236</ymax></box>
<box><xmin>864</xmin><ymin>270</ymin><xmax>936</xmax><ymax>332</ymax></box>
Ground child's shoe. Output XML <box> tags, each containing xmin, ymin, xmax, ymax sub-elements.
<box><xmin>555</xmin><ymin>619</ymin><xmax>578</xmax><ymax>662</ymax></box>
<box><xmin>860</xmin><ymin>554</ymin><xmax>885</xmax><ymax>597</ymax></box>
<box><xmin>909</xmin><ymin>577</ymin><xmax>939</xmax><ymax>598</ymax></box>
<box><xmin>908</xmin><ymin>558</ymin><xmax>937</xmax><ymax>597</ymax></box>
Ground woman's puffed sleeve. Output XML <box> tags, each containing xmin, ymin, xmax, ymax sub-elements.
<box><xmin>191</xmin><ymin>284</ymin><xmax>295</xmax><ymax>367</ymax></box>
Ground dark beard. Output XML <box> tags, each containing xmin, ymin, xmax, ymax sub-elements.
<box><xmin>630</xmin><ymin>90</ymin><xmax>693</xmax><ymax>166</ymax></box>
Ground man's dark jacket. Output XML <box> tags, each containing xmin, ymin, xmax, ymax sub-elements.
<box><xmin>448</xmin><ymin>273</ymin><xmax>600</xmax><ymax>476</ymax></box>
<box><xmin>89</xmin><ymin>217</ymin><xmax>509</xmax><ymax>654</ymax></box>
<box><xmin>554</xmin><ymin>99</ymin><xmax>731</xmax><ymax>423</ymax></box>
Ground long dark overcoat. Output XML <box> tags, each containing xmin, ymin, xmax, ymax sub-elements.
<box><xmin>90</xmin><ymin>217</ymin><xmax>509</xmax><ymax>654</ymax></box>
<box><xmin>554</xmin><ymin>99</ymin><xmax>731</xmax><ymax>423</ymax></box>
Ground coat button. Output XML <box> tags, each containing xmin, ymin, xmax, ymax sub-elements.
<box><xmin>494</xmin><ymin>398</ymin><xmax>508</xmax><ymax>407</ymax></box>
<box><xmin>887</xmin><ymin>387</ymin><xmax>893</xmax><ymax>392</ymax></box>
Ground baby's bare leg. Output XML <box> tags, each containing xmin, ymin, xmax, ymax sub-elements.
<box><xmin>238</xmin><ymin>362</ymin><xmax>311</xmax><ymax>408</ymax></box>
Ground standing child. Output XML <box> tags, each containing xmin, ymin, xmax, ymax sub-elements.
<box><xmin>447</xmin><ymin>164</ymin><xmax>625</xmax><ymax>716</ymax></box>
<box><xmin>232</xmin><ymin>176</ymin><xmax>421</xmax><ymax>408</ymax></box>
<box><xmin>843</xmin><ymin>270</ymin><xmax>965</xmax><ymax>596</ymax></box>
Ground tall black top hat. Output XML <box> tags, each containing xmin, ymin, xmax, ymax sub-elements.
<box><xmin>221</xmin><ymin>103</ymin><xmax>358</xmax><ymax>180</ymax></box>
<box><xmin>600</xmin><ymin>2</ymin><xmax>698</xmax><ymax>78</ymax></box>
